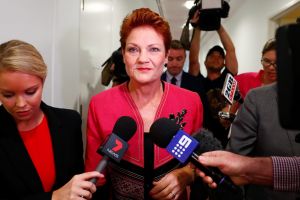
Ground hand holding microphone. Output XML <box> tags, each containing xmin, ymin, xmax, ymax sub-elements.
<box><xmin>197</xmin><ymin>151</ymin><xmax>253</xmax><ymax>187</ymax></box>
<box><xmin>90</xmin><ymin>116</ymin><xmax>137</xmax><ymax>184</ymax></box>
<box><xmin>50</xmin><ymin>115</ymin><xmax>137</xmax><ymax>200</ymax></box>
<box><xmin>149</xmin><ymin>118</ymin><xmax>242</xmax><ymax>196</ymax></box>
<box><xmin>219</xmin><ymin>73</ymin><xmax>243</xmax><ymax>122</ymax></box>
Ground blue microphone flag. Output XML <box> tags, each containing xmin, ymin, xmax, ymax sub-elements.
<box><xmin>166</xmin><ymin>130</ymin><xmax>199</xmax><ymax>163</ymax></box>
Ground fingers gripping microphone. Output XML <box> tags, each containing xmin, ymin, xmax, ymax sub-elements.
<box><xmin>149</xmin><ymin>118</ymin><xmax>242</xmax><ymax>194</ymax></box>
<box><xmin>90</xmin><ymin>116</ymin><xmax>137</xmax><ymax>184</ymax></box>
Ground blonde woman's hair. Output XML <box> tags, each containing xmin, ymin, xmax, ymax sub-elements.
<box><xmin>0</xmin><ymin>40</ymin><xmax>47</xmax><ymax>81</ymax></box>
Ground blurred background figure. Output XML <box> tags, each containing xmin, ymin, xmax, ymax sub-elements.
<box><xmin>235</xmin><ymin>39</ymin><xmax>277</xmax><ymax>98</ymax></box>
<box><xmin>188</xmin><ymin>10</ymin><xmax>238</xmax><ymax>92</ymax></box>
<box><xmin>101</xmin><ymin>47</ymin><xmax>129</xmax><ymax>87</ymax></box>
<box><xmin>186</xmin><ymin>6</ymin><xmax>240</xmax><ymax>200</ymax></box>
<box><xmin>162</xmin><ymin>40</ymin><xmax>201</xmax><ymax>91</ymax></box>
<box><xmin>187</xmin><ymin>9</ymin><xmax>238</xmax><ymax>148</ymax></box>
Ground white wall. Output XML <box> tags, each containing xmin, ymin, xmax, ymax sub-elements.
<box><xmin>199</xmin><ymin>0</ymin><xmax>300</xmax><ymax>75</ymax></box>
<box><xmin>0</xmin><ymin>0</ymin><xmax>81</xmax><ymax>110</ymax></box>
<box><xmin>1</xmin><ymin>0</ymin><xmax>53</xmax><ymax>104</ymax></box>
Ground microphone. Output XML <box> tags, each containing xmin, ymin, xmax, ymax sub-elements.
<box><xmin>221</xmin><ymin>73</ymin><xmax>243</xmax><ymax>105</ymax></box>
<box><xmin>149</xmin><ymin>118</ymin><xmax>242</xmax><ymax>194</ymax></box>
<box><xmin>90</xmin><ymin>116</ymin><xmax>137</xmax><ymax>184</ymax></box>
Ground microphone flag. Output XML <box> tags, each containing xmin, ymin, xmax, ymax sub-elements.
<box><xmin>97</xmin><ymin>133</ymin><xmax>128</xmax><ymax>162</ymax></box>
<box><xmin>166</xmin><ymin>130</ymin><xmax>199</xmax><ymax>163</ymax></box>
<box><xmin>221</xmin><ymin>73</ymin><xmax>238</xmax><ymax>105</ymax></box>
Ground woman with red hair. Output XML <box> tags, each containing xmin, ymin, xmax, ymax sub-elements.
<box><xmin>85</xmin><ymin>8</ymin><xmax>203</xmax><ymax>200</ymax></box>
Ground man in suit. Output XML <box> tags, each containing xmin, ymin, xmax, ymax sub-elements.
<box><xmin>162</xmin><ymin>40</ymin><xmax>201</xmax><ymax>91</ymax></box>
<box><xmin>161</xmin><ymin>40</ymin><xmax>209</xmax><ymax>128</ymax></box>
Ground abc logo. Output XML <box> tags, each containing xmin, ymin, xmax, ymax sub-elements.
<box><xmin>171</xmin><ymin>135</ymin><xmax>192</xmax><ymax>158</ymax></box>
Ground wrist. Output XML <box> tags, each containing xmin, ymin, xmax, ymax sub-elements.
<box><xmin>244</xmin><ymin>157</ymin><xmax>273</xmax><ymax>185</ymax></box>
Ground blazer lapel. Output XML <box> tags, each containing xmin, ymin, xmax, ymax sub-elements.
<box><xmin>0</xmin><ymin>107</ymin><xmax>44</xmax><ymax>192</ymax></box>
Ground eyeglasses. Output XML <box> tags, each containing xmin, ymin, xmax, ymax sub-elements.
<box><xmin>261</xmin><ymin>58</ymin><xmax>277</xmax><ymax>69</ymax></box>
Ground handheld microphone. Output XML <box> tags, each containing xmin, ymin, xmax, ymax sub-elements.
<box><xmin>221</xmin><ymin>73</ymin><xmax>243</xmax><ymax>105</ymax></box>
<box><xmin>90</xmin><ymin>116</ymin><xmax>137</xmax><ymax>184</ymax></box>
<box><xmin>149</xmin><ymin>118</ymin><xmax>242</xmax><ymax>194</ymax></box>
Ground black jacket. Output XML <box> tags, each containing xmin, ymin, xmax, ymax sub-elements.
<box><xmin>0</xmin><ymin>102</ymin><xmax>84</xmax><ymax>200</ymax></box>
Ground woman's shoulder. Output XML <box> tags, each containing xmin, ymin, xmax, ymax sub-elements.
<box><xmin>91</xmin><ymin>83</ymin><xmax>126</xmax><ymax>102</ymax></box>
<box><xmin>41</xmin><ymin>102</ymin><xmax>81</xmax><ymax>121</ymax></box>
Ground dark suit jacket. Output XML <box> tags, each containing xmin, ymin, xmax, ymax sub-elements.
<box><xmin>0</xmin><ymin>102</ymin><xmax>84</xmax><ymax>200</ymax></box>
<box><xmin>161</xmin><ymin>71</ymin><xmax>202</xmax><ymax>93</ymax></box>
<box><xmin>162</xmin><ymin>71</ymin><xmax>211</xmax><ymax>128</ymax></box>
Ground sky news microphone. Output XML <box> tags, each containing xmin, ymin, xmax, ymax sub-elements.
<box><xmin>221</xmin><ymin>73</ymin><xmax>243</xmax><ymax>105</ymax></box>
<box><xmin>90</xmin><ymin>116</ymin><xmax>137</xmax><ymax>184</ymax></box>
<box><xmin>149</xmin><ymin>118</ymin><xmax>242</xmax><ymax>194</ymax></box>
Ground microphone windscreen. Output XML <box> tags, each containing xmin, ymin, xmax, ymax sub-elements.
<box><xmin>149</xmin><ymin>118</ymin><xmax>180</xmax><ymax>148</ymax></box>
<box><xmin>192</xmin><ymin>129</ymin><xmax>223</xmax><ymax>155</ymax></box>
<box><xmin>113</xmin><ymin>116</ymin><xmax>137</xmax><ymax>141</ymax></box>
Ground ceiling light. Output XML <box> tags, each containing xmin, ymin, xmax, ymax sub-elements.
<box><xmin>84</xmin><ymin>2</ymin><xmax>110</xmax><ymax>13</ymax></box>
<box><xmin>184</xmin><ymin>1</ymin><xmax>194</xmax><ymax>9</ymax></box>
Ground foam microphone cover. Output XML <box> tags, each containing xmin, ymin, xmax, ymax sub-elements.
<box><xmin>192</xmin><ymin>129</ymin><xmax>223</xmax><ymax>154</ymax></box>
<box><xmin>149</xmin><ymin>118</ymin><xmax>180</xmax><ymax>148</ymax></box>
<box><xmin>113</xmin><ymin>116</ymin><xmax>137</xmax><ymax>141</ymax></box>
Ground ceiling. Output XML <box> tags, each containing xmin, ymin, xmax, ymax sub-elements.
<box><xmin>158</xmin><ymin>0</ymin><xmax>189</xmax><ymax>39</ymax></box>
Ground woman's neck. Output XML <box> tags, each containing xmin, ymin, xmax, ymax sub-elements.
<box><xmin>128</xmin><ymin>80</ymin><xmax>163</xmax><ymax>102</ymax></box>
<box><xmin>128</xmin><ymin>80</ymin><xmax>164</xmax><ymax>132</ymax></box>
<box><xmin>17</xmin><ymin>109</ymin><xmax>44</xmax><ymax>132</ymax></box>
<box><xmin>262</xmin><ymin>73</ymin><xmax>273</xmax><ymax>85</ymax></box>
<box><xmin>207</xmin><ymin>70</ymin><xmax>221</xmax><ymax>81</ymax></box>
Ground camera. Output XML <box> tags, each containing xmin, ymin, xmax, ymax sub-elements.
<box><xmin>189</xmin><ymin>0</ymin><xmax>230</xmax><ymax>31</ymax></box>
<box><xmin>101</xmin><ymin>47</ymin><xmax>129</xmax><ymax>86</ymax></box>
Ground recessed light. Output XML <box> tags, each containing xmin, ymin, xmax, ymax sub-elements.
<box><xmin>184</xmin><ymin>1</ymin><xmax>194</xmax><ymax>9</ymax></box>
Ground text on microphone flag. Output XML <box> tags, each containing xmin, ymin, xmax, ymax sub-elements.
<box><xmin>166</xmin><ymin>130</ymin><xmax>199</xmax><ymax>163</ymax></box>
<box><xmin>222</xmin><ymin>73</ymin><xmax>238</xmax><ymax>104</ymax></box>
<box><xmin>99</xmin><ymin>133</ymin><xmax>128</xmax><ymax>162</ymax></box>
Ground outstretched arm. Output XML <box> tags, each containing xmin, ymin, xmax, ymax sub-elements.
<box><xmin>217</xmin><ymin>25</ymin><xmax>238</xmax><ymax>75</ymax></box>
<box><xmin>189</xmin><ymin>11</ymin><xmax>201</xmax><ymax>77</ymax></box>
<box><xmin>196</xmin><ymin>151</ymin><xmax>273</xmax><ymax>188</ymax></box>
<box><xmin>189</xmin><ymin>28</ymin><xmax>201</xmax><ymax>76</ymax></box>
<box><xmin>197</xmin><ymin>152</ymin><xmax>300</xmax><ymax>192</ymax></box>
